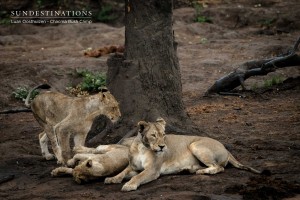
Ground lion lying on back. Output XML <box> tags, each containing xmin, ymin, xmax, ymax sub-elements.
<box><xmin>25</xmin><ymin>84</ymin><xmax>121</xmax><ymax>165</ymax></box>
<box><xmin>105</xmin><ymin>118</ymin><xmax>262</xmax><ymax>191</ymax></box>
<box><xmin>51</xmin><ymin>137</ymin><xmax>133</xmax><ymax>183</ymax></box>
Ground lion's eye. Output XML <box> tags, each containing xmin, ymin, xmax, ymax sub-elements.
<box><xmin>151</xmin><ymin>134</ymin><xmax>156</xmax><ymax>138</ymax></box>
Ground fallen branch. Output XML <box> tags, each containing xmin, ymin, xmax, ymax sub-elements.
<box><xmin>1</xmin><ymin>84</ymin><xmax>50</xmax><ymax>114</ymax></box>
<box><xmin>0</xmin><ymin>174</ymin><xmax>15</xmax><ymax>184</ymax></box>
<box><xmin>205</xmin><ymin>37</ymin><xmax>300</xmax><ymax>95</ymax></box>
<box><xmin>0</xmin><ymin>108</ymin><xmax>31</xmax><ymax>114</ymax></box>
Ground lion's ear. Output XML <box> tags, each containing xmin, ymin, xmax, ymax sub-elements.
<box><xmin>138</xmin><ymin>121</ymin><xmax>149</xmax><ymax>133</ymax></box>
<box><xmin>99</xmin><ymin>88</ymin><xmax>109</xmax><ymax>99</ymax></box>
<box><xmin>86</xmin><ymin>159</ymin><xmax>93</xmax><ymax>168</ymax></box>
<box><xmin>156</xmin><ymin>117</ymin><xmax>166</xmax><ymax>126</ymax></box>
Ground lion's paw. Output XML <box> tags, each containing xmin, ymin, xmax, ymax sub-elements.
<box><xmin>51</xmin><ymin>169</ymin><xmax>59</xmax><ymax>177</ymax></box>
<box><xmin>73</xmin><ymin>146</ymin><xmax>85</xmax><ymax>154</ymax></box>
<box><xmin>195</xmin><ymin>169</ymin><xmax>206</xmax><ymax>175</ymax></box>
<box><xmin>67</xmin><ymin>159</ymin><xmax>76</xmax><ymax>167</ymax></box>
<box><xmin>51</xmin><ymin>167</ymin><xmax>65</xmax><ymax>177</ymax></box>
<box><xmin>44</xmin><ymin>153</ymin><xmax>56</xmax><ymax>160</ymax></box>
<box><xmin>56</xmin><ymin>159</ymin><xmax>67</xmax><ymax>166</ymax></box>
<box><xmin>104</xmin><ymin>177</ymin><xmax>122</xmax><ymax>184</ymax></box>
<box><xmin>121</xmin><ymin>182</ymin><xmax>138</xmax><ymax>192</ymax></box>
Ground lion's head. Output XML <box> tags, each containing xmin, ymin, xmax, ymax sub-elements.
<box><xmin>137</xmin><ymin>118</ymin><xmax>167</xmax><ymax>153</ymax></box>
<box><xmin>99</xmin><ymin>89</ymin><xmax>121</xmax><ymax>123</ymax></box>
<box><xmin>72</xmin><ymin>159</ymin><xmax>104</xmax><ymax>184</ymax></box>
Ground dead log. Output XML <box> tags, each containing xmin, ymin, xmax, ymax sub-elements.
<box><xmin>205</xmin><ymin>37</ymin><xmax>300</xmax><ymax>95</ymax></box>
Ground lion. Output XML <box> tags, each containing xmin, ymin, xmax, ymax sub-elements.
<box><xmin>104</xmin><ymin>118</ymin><xmax>262</xmax><ymax>192</ymax></box>
<box><xmin>51</xmin><ymin>137</ymin><xmax>134</xmax><ymax>184</ymax></box>
<box><xmin>25</xmin><ymin>84</ymin><xmax>121</xmax><ymax>165</ymax></box>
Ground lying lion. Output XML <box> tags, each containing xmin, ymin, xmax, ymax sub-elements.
<box><xmin>25</xmin><ymin>84</ymin><xmax>121</xmax><ymax>165</ymax></box>
<box><xmin>105</xmin><ymin>118</ymin><xmax>262</xmax><ymax>191</ymax></box>
<box><xmin>51</xmin><ymin>137</ymin><xmax>134</xmax><ymax>183</ymax></box>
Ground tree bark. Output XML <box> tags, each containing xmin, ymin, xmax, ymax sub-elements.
<box><xmin>88</xmin><ymin>0</ymin><xmax>197</xmax><ymax>145</ymax></box>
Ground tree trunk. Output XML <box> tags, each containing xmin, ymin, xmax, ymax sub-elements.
<box><xmin>88</xmin><ymin>0</ymin><xmax>197</xmax><ymax>145</ymax></box>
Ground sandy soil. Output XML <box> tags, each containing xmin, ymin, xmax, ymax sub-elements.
<box><xmin>0</xmin><ymin>1</ymin><xmax>300</xmax><ymax>199</ymax></box>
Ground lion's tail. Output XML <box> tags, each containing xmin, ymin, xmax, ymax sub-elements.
<box><xmin>25</xmin><ymin>83</ymin><xmax>51</xmax><ymax>108</ymax></box>
<box><xmin>228</xmin><ymin>151</ymin><xmax>261</xmax><ymax>174</ymax></box>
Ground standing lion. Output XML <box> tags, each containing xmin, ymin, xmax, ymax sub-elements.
<box><xmin>25</xmin><ymin>84</ymin><xmax>121</xmax><ymax>165</ymax></box>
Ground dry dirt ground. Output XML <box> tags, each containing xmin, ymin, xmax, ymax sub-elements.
<box><xmin>0</xmin><ymin>1</ymin><xmax>300</xmax><ymax>199</ymax></box>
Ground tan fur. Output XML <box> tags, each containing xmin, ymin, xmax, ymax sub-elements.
<box><xmin>105</xmin><ymin>118</ymin><xmax>261</xmax><ymax>191</ymax></box>
<box><xmin>26</xmin><ymin>85</ymin><xmax>121</xmax><ymax>165</ymax></box>
<box><xmin>51</xmin><ymin>138</ymin><xmax>134</xmax><ymax>184</ymax></box>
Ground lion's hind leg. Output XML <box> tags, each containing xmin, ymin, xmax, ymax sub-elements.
<box><xmin>45</xmin><ymin>124</ymin><xmax>63</xmax><ymax>165</ymax></box>
<box><xmin>105</xmin><ymin>165</ymin><xmax>137</xmax><ymax>184</ymax></box>
<box><xmin>195</xmin><ymin>163</ymin><xmax>224</xmax><ymax>175</ymax></box>
<box><xmin>39</xmin><ymin>131</ymin><xmax>55</xmax><ymax>160</ymax></box>
<box><xmin>54</xmin><ymin>119</ymin><xmax>73</xmax><ymax>165</ymax></box>
<box><xmin>189</xmin><ymin>142</ymin><xmax>227</xmax><ymax>175</ymax></box>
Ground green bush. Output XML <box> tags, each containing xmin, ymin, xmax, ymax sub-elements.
<box><xmin>67</xmin><ymin>69</ymin><xmax>106</xmax><ymax>96</ymax></box>
<box><xmin>0</xmin><ymin>11</ymin><xmax>10</xmax><ymax>25</ymax></box>
<box><xmin>193</xmin><ymin>2</ymin><xmax>212</xmax><ymax>23</ymax></box>
<box><xmin>12</xmin><ymin>87</ymin><xmax>39</xmax><ymax>102</ymax></box>
<box><xmin>76</xmin><ymin>69</ymin><xmax>106</xmax><ymax>92</ymax></box>
<box><xmin>96</xmin><ymin>5</ymin><xmax>117</xmax><ymax>23</ymax></box>
<box><xmin>251</xmin><ymin>76</ymin><xmax>284</xmax><ymax>91</ymax></box>
<box><xmin>263</xmin><ymin>75</ymin><xmax>283</xmax><ymax>88</ymax></box>
<box><xmin>259</xmin><ymin>18</ymin><xmax>276</xmax><ymax>27</ymax></box>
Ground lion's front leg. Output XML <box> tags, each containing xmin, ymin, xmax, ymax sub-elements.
<box><xmin>73</xmin><ymin>146</ymin><xmax>96</xmax><ymax>154</ymax></box>
<box><xmin>105</xmin><ymin>165</ymin><xmax>136</xmax><ymax>184</ymax></box>
<box><xmin>67</xmin><ymin>153</ymin><xmax>91</xmax><ymax>167</ymax></box>
<box><xmin>67</xmin><ymin>153</ymin><xmax>95</xmax><ymax>167</ymax></box>
<box><xmin>121</xmin><ymin>169</ymin><xmax>160</xmax><ymax>192</ymax></box>
<box><xmin>73</xmin><ymin>145</ymin><xmax>115</xmax><ymax>154</ymax></box>
<box><xmin>51</xmin><ymin>167</ymin><xmax>73</xmax><ymax>177</ymax></box>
